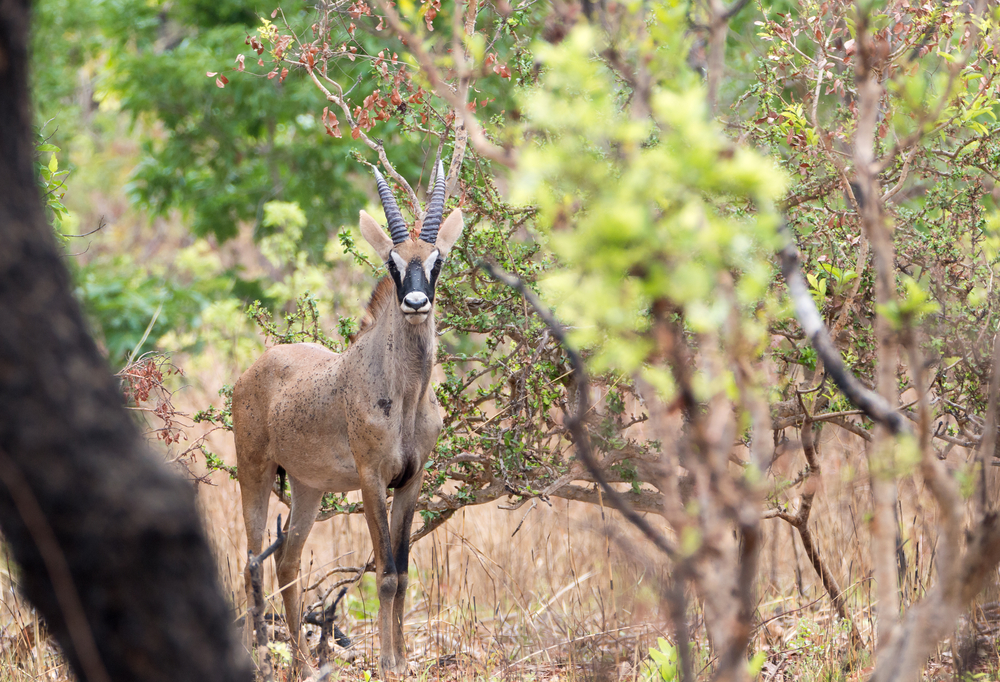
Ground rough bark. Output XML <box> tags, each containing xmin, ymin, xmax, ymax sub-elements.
<box><xmin>0</xmin><ymin>3</ymin><xmax>249</xmax><ymax>681</ymax></box>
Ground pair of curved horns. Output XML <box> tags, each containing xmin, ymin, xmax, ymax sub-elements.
<box><xmin>373</xmin><ymin>157</ymin><xmax>447</xmax><ymax>246</ymax></box>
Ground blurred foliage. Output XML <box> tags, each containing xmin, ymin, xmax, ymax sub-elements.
<box><xmin>71</xmin><ymin>244</ymin><xmax>239</xmax><ymax>362</ymax></box>
<box><xmin>32</xmin><ymin>0</ymin><xmax>362</xmax><ymax>248</ymax></box>
<box><xmin>515</xmin><ymin>16</ymin><xmax>785</xmax><ymax>397</ymax></box>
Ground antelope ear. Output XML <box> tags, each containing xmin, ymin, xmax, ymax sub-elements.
<box><xmin>434</xmin><ymin>209</ymin><xmax>464</xmax><ymax>257</ymax></box>
<box><xmin>359</xmin><ymin>210</ymin><xmax>394</xmax><ymax>261</ymax></box>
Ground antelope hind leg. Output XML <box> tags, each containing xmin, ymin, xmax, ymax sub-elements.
<box><xmin>276</xmin><ymin>480</ymin><xmax>324</xmax><ymax>678</ymax></box>
<box><xmin>238</xmin><ymin>459</ymin><xmax>277</xmax><ymax>652</ymax></box>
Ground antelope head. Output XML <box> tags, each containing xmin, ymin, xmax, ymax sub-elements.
<box><xmin>359</xmin><ymin>160</ymin><xmax>464</xmax><ymax>325</ymax></box>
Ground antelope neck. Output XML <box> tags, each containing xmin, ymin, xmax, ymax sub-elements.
<box><xmin>367</xmin><ymin>298</ymin><xmax>436</xmax><ymax>409</ymax></box>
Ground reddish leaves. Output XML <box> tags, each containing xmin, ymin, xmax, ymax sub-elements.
<box><xmin>322</xmin><ymin>107</ymin><xmax>342</xmax><ymax>138</ymax></box>
<box><xmin>217</xmin><ymin>1</ymin><xmax>494</xmax><ymax>143</ymax></box>
<box><xmin>246</xmin><ymin>34</ymin><xmax>265</xmax><ymax>56</ymax></box>
<box><xmin>422</xmin><ymin>0</ymin><xmax>441</xmax><ymax>30</ymax></box>
<box><xmin>486</xmin><ymin>52</ymin><xmax>512</xmax><ymax>79</ymax></box>
<box><xmin>119</xmin><ymin>356</ymin><xmax>186</xmax><ymax>446</ymax></box>
<box><xmin>347</xmin><ymin>1</ymin><xmax>372</xmax><ymax>19</ymax></box>
<box><xmin>206</xmin><ymin>72</ymin><xmax>229</xmax><ymax>88</ymax></box>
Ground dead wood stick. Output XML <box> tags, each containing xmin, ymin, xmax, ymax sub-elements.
<box><xmin>797</xmin><ymin>412</ymin><xmax>863</xmax><ymax>649</ymax></box>
<box><xmin>304</xmin><ymin>587</ymin><xmax>351</xmax><ymax>668</ymax></box>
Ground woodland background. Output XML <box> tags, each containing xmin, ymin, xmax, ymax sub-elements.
<box><xmin>5</xmin><ymin>0</ymin><xmax>1000</xmax><ymax>680</ymax></box>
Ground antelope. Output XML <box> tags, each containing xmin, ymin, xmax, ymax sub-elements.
<box><xmin>232</xmin><ymin>160</ymin><xmax>463</xmax><ymax>676</ymax></box>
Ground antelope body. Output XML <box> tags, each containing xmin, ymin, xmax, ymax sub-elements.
<box><xmin>233</xmin><ymin>162</ymin><xmax>462</xmax><ymax>676</ymax></box>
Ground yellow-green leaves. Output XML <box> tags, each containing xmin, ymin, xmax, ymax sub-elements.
<box><xmin>262</xmin><ymin>199</ymin><xmax>307</xmax><ymax>233</ymax></box>
<box><xmin>876</xmin><ymin>276</ymin><xmax>940</xmax><ymax>330</ymax></box>
<box><xmin>260</xmin><ymin>200</ymin><xmax>307</xmax><ymax>267</ymax></box>
<box><xmin>514</xmin><ymin>9</ymin><xmax>787</xmax><ymax>396</ymax></box>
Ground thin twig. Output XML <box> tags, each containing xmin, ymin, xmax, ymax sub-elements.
<box><xmin>248</xmin><ymin>515</ymin><xmax>286</xmax><ymax>682</ymax></box>
<box><xmin>373</xmin><ymin>0</ymin><xmax>516</xmax><ymax>167</ymax></box>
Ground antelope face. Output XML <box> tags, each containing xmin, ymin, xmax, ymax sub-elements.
<box><xmin>388</xmin><ymin>240</ymin><xmax>442</xmax><ymax>325</ymax></box>
<box><xmin>359</xmin><ymin>161</ymin><xmax>464</xmax><ymax>325</ymax></box>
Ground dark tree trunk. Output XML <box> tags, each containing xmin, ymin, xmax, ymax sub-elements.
<box><xmin>0</xmin><ymin>2</ymin><xmax>250</xmax><ymax>681</ymax></box>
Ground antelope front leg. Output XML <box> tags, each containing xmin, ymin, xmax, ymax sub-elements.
<box><xmin>360</xmin><ymin>477</ymin><xmax>400</xmax><ymax>676</ymax></box>
<box><xmin>387</xmin><ymin>473</ymin><xmax>423</xmax><ymax>675</ymax></box>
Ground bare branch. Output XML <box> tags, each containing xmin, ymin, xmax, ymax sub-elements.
<box><xmin>704</xmin><ymin>0</ymin><xmax>751</xmax><ymax>115</ymax></box>
<box><xmin>247</xmin><ymin>516</ymin><xmax>286</xmax><ymax>682</ymax></box>
<box><xmin>373</xmin><ymin>0</ymin><xmax>517</xmax><ymax>167</ymax></box>
<box><xmin>305</xmin><ymin>67</ymin><xmax>423</xmax><ymax>217</ymax></box>
<box><xmin>976</xmin><ymin>330</ymin><xmax>1000</xmax><ymax>515</ymax></box>
<box><xmin>778</xmin><ymin>223</ymin><xmax>909</xmax><ymax>435</ymax></box>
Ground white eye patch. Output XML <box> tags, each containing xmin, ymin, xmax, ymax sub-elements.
<box><xmin>390</xmin><ymin>251</ymin><xmax>408</xmax><ymax>273</ymax></box>
<box><xmin>423</xmin><ymin>250</ymin><xmax>440</xmax><ymax>280</ymax></box>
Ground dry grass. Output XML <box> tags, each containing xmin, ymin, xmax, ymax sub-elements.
<box><xmin>197</xmin><ymin>401</ymin><xmax>672</xmax><ymax>680</ymax></box>
<box><xmin>4</xmin><ymin>398</ymin><xmax>998</xmax><ymax>681</ymax></box>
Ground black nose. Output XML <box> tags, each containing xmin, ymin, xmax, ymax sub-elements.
<box><xmin>402</xmin><ymin>291</ymin><xmax>430</xmax><ymax>312</ymax></box>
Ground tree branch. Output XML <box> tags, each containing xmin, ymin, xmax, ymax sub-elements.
<box><xmin>373</xmin><ymin>0</ymin><xmax>517</xmax><ymax>168</ymax></box>
<box><xmin>778</xmin><ymin>223</ymin><xmax>910</xmax><ymax>435</ymax></box>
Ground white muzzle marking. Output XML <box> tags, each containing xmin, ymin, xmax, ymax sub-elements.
<box><xmin>401</xmin><ymin>291</ymin><xmax>431</xmax><ymax>324</ymax></box>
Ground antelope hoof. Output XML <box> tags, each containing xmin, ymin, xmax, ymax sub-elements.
<box><xmin>380</xmin><ymin>654</ymin><xmax>409</xmax><ymax>678</ymax></box>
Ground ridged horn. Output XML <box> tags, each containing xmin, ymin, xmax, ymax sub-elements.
<box><xmin>419</xmin><ymin>156</ymin><xmax>447</xmax><ymax>244</ymax></box>
<box><xmin>373</xmin><ymin>167</ymin><xmax>409</xmax><ymax>244</ymax></box>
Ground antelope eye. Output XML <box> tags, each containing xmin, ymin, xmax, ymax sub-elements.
<box><xmin>389</xmin><ymin>251</ymin><xmax>408</xmax><ymax>276</ymax></box>
<box><xmin>422</xmin><ymin>249</ymin><xmax>440</xmax><ymax>281</ymax></box>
